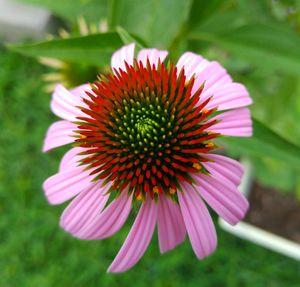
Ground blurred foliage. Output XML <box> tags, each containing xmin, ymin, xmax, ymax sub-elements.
<box><xmin>10</xmin><ymin>33</ymin><xmax>123</xmax><ymax>65</ymax></box>
<box><xmin>1</xmin><ymin>1</ymin><xmax>300</xmax><ymax>286</ymax></box>
<box><xmin>19</xmin><ymin>0</ymin><xmax>109</xmax><ymax>23</ymax></box>
<box><xmin>13</xmin><ymin>0</ymin><xmax>300</xmax><ymax>193</ymax></box>
<box><xmin>0</xmin><ymin>47</ymin><xmax>299</xmax><ymax>287</ymax></box>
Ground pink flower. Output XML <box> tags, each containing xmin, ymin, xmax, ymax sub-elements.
<box><xmin>43</xmin><ymin>43</ymin><xmax>252</xmax><ymax>273</ymax></box>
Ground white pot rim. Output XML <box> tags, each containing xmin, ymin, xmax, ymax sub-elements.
<box><xmin>218</xmin><ymin>159</ymin><xmax>300</xmax><ymax>261</ymax></box>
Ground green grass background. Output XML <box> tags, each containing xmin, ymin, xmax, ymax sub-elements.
<box><xmin>0</xmin><ymin>47</ymin><xmax>299</xmax><ymax>287</ymax></box>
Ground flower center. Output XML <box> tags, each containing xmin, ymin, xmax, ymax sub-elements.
<box><xmin>118</xmin><ymin>95</ymin><xmax>175</xmax><ymax>157</ymax></box>
<box><xmin>75</xmin><ymin>59</ymin><xmax>220</xmax><ymax>201</ymax></box>
<box><xmin>120</xmin><ymin>101</ymin><xmax>165</xmax><ymax>151</ymax></box>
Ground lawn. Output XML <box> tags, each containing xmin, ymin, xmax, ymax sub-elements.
<box><xmin>0</xmin><ymin>47</ymin><xmax>299</xmax><ymax>287</ymax></box>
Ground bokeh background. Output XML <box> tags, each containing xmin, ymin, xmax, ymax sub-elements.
<box><xmin>0</xmin><ymin>0</ymin><xmax>300</xmax><ymax>286</ymax></box>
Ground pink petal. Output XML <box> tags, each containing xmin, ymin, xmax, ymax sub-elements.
<box><xmin>176</xmin><ymin>52</ymin><xmax>252</xmax><ymax>111</ymax></box>
<box><xmin>137</xmin><ymin>48</ymin><xmax>168</xmax><ymax>67</ymax></box>
<box><xmin>206</xmin><ymin>108</ymin><xmax>252</xmax><ymax>137</ymax></box>
<box><xmin>60</xmin><ymin>182</ymin><xmax>110</xmax><ymax>235</ymax></box>
<box><xmin>178</xmin><ymin>182</ymin><xmax>217</xmax><ymax>259</ymax></box>
<box><xmin>111</xmin><ymin>43</ymin><xmax>135</xmax><ymax>72</ymax></box>
<box><xmin>51</xmin><ymin>84</ymin><xmax>89</xmax><ymax>121</ymax></box>
<box><xmin>43</xmin><ymin>164</ymin><xmax>93</xmax><ymax>205</ymax></box>
<box><xmin>203</xmin><ymin>83</ymin><xmax>252</xmax><ymax>111</ymax></box>
<box><xmin>108</xmin><ymin>197</ymin><xmax>157</xmax><ymax>273</ymax></box>
<box><xmin>176</xmin><ymin>52</ymin><xmax>210</xmax><ymax>80</ymax></box>
<box><xmin>59</xmin><ymin>147</ymin><xmax>83</xmax><ymax>172</ymax></box>
<box><xmin>204</xmin><ymin>154</ymin><xmax>244</xmax><ymax>178</ymax></box>
<box><xmin>201</xmin><ymin>154</ymin><xmax>244</xmax><ymax>186</ymax></box>
<box><xmin>194</xmin><ymin>173</ymin><xmax>249</xmax><ymax>225</ymax></box>
<box><xmin>157</xmin><ymin>195</ymin><xmax>186</xmax><ymax>253</ymax></box>
<box><xmin>43</xmin><ymin>120</ymin><xmax>76</xmax><ymax>152</ymax></box>
<box><xmin>74</xmin><ymin>190</ymin><xmax>133</xmax><ymax>240</ymax></box>
<box><xmin>193</xmin><ymin>61</ymin><xmax>232</xmax><ymax>96</ymax></box>
<box><xmin>70</xmin><ymin>84</ymin><xmax>92</xmax><ymax>98</ymax></box>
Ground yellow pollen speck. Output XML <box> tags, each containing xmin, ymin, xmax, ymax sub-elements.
<box><xmin>207</xmin><ymin>131</ymin><xmax>215</xmax><ymax>135</ymax></box>
<box><xmin>153</xmin><ymin>186</ymin><xmax>159</xmax><ymax>194</ymax></box>
<box><xmin>193</xmin><ymin>163</ymin><xmax>202</xmax><ymax>170</ymax></box>
<box><xmin>203</xmin><ymin>109</ymin><xmax>209</xmax><ymax>114</ymax></box>
<box><xmin>206</xmin><ymin>142</ymin><xmax>214</xmax><ymax>148</ymax></box>
<box><xmin>169</xmin><ymin>188</ymin><xmax>176</xmax><ymax>194</ymax></box>
<box><xmin>185</xmin><ymin>80</ymin><xmax>191</xmax><ymax>87</ymax></box>
<box><xmin>136</xmin><ymin>193</ymin><xmax>143</xmax><ymax>201</ymax></box>
<box><xmin>80</xmin><ymin>134</ymin><xmax>87</xmax><ymax>139</ymax></box>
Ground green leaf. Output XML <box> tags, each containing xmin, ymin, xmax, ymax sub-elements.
<box><xmin>109</xmin><ymin>0</ymin><xmax>193</xmax><ymax>48</ymax></box>
<box><xmin>190</xmin><ymin>11</ymin><xmax>246</xmax><ymax>35</ymax></box>
<box><xmin>249</xmin><ymin>156</ymin><xmax>297</xmax><ymax>192</ymax></box>
<box><xmin>19</xmin><ymin>0</ymin><xmax>108</xmax><ymax>22</ymax></box>
<box><xmin>8</xmin><ymin>33</ymin><xmax>123</xmax><ymax>66</ymax></box>
<box><xmin>220</xmin><ymin>118</ymin><xmax>300</xmax><ymax>171</ymax></box>
<box><xmin>188</xmin><ymin>0</ymin><xmax>229</xmax><ymax>28</ymax></box>
<box><xmin>116</xmin><ymin>26</ymin><xmax>144</xmax><ymax>50</ymax></box>
<box><xmin>189</xmin><ymin>24</ymin><xmax>300</xmax><ymax>76</ymax></box>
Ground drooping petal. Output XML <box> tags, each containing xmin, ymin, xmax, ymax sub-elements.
<box><xmin>59</xmin><ymin>147</ymin><xmax>83</xmax><ymax>172</ymax></box>
<box><xmin>111</xmin><ymin>43</ymin><xmax>135</xmax><ymax>72</ymax></box>
<box><xmin>201</xmin><ymin>154</ymin><xmax>244</xmax><ymax>186</ymax></box>
<box><xmin>74</xmin><ymin>190</ymin><xmax>132</xmax><ymax>240</ymax></box>
<box><xmin>137</xmin><ymin>48</ymin><xmax>168</xmax><ymax>67</ymax></box>
<box><xmin>177</xmin><ymin>52</ymin><xmax>231</xmax><ymax>92</ymax></box>
<box><xmin>204</xmin><ymin>154</ymin><xmax>244</xmax><ymax>178</ymax></box>
<box><xmin>60</xmin><ymin>182</ymin><xmax>110</xmax><ymax>235</ymax></box>
<box><xmin>176</xmin><ymin>52</ymin><xmax>252</xmax><ymax>111</ymax></box>
<box><xmin>43</xmin><ymin>163</ymin><xmax>93</xmax><ymax>205</ymax></box>
<box><xmin>176</xmin><ymin>52</ymin><xmax>210</xmax><ymax>80</ymax></box>
<box><xmin>203</xmin><ymin>83</ymin><xmax>252</xmax><ymax>111</ymax></box>
<box><xmin>43</xmin><ymin>120</ymin><xmax>76</xmax><ymax>152</ymax></box>
<box><xmin>51</xmin><ymin>84</ymin><xmax>89</xmax><ymax>121</ymax></box>
<box><xmin>193</xmin><ymin>61</ymin><xmax>232</xmax><ymax>95</ymax></box>
<box><xmin>70</xmin><ymin>84</ymin><xmax>93</xmax><ymax>98</ymax></box>
<box><xmin>157</xmin><ymin>195</ymin><xmax>186</xmax><ymax>253</ymax></box>
<box><xmin>194</xmin><ymin>173</ymin><xmax>249</xmax><ymax>225</ymax></box>
<box><xmin>108</xmin><ymin>197</ymin><xmax>157</xmax><ymax>273</ymax></box>
<box><xmin>206</xmin><ymin>108</ymin><xmax>252</xmax><ymax>137</ymax></box>
<box><xmin>178</xmin><ymin>182</ymin><xmax>217</xmax><ymax>259</ymax></box>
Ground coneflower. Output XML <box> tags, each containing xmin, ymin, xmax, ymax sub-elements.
<box><xmin>43</xmin><ymin>43</ymin><xmax>252</xmax><ymax>272</ymax></box>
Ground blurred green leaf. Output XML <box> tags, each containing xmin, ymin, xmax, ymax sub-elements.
<box><xmin>296</xmin><ymin>181</ymin><xmax>300</xmax><ymax>200</ymax></box>
<box><xmin>19</xmin><ymin>0</ymin><xmax>108</xmax><ymax>22</ymax></box>
<box><xmin>109</xmin><ymin>0</ymin><xmax>192</xmax><ymax>47</ymax></box>
<box><xmin>189</xmin><ymin>24</ymin><xmax>300</xmax><ymax>75</ymax></box>
<box><xmin>233</xmin><ymin>0</ymin><xmax>277</xmax><ymax>23</ymax></box>
<box><xmin>116</xmin><ymin>26</ymin><xmax>144</xmax><ymax>50</ymax></box>
<box><xmin>188</xmin><ymin>0</ymin><xmax>229</xmax><ymax>28</ymax></box>
<box><xmin>244</xmin><ymin>73</ymin><xmax>300</xmax><ymax>144</ymax></box>
<box><xmin>191</xmin><ymin>11</ymin><xmax>247</xmax><ymax>35</ymax></box>
<box><xmin>220</xmin><ymin>118</ymin><xmax>300</xmax><ymax>171</ymax></box>
<box><xmin>249</xmin><ymin>156</ymin><xmax>297</xmax><ymax>191</ymax></box>
<box><xmin>8</xmin><ymin>33</ymin><xmax>123</xmax><ymax>66</ymax></box>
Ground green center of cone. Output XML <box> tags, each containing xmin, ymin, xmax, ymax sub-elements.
<box><xmin>116</xmin><ymin>98</ymin><xmax>173</xmax><ymax>153</ymax></box>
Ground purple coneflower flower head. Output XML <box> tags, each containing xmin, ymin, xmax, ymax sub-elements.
<box><xmin>43</xmin><ymin>43</ymin><xmax>252</xmax><ymax>273</ymax></box>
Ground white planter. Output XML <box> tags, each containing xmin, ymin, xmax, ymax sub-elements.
<box><xmin>0</xmin><ymin>0</ymin><xmax>53</xmax><ymax>41</ymax></box>
<box><xmin>218</xmin><ymin>160</ymin><xmax>300</xmax><ymax>261</ymax></box>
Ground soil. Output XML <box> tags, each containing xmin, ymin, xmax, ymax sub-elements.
<box><xmin>244</xmin><ymin>182</ymin><xmax>300</xmax><ymax>243</ymax></box>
